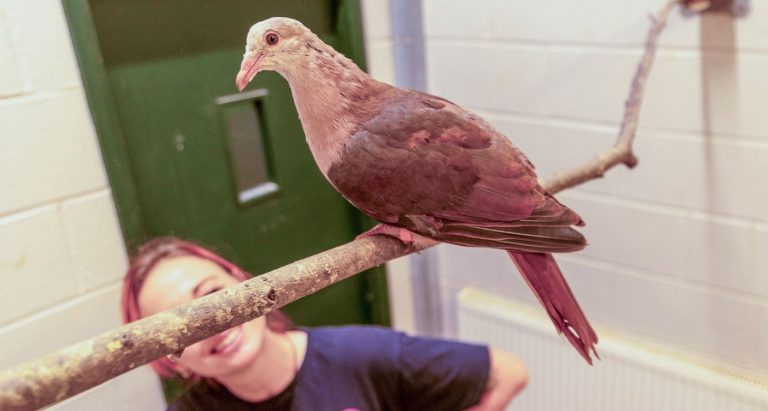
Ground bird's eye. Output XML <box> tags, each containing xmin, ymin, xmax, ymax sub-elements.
<box><xmin>265</xmin><ymin>31</ymin><xmax>279</xmax><ymax>46</ymax></box>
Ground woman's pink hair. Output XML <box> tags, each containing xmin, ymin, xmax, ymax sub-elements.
<box><xmin>121</xmin><ymin>236</ymin><xmax>292</xmax><ymax>378</ymax></box>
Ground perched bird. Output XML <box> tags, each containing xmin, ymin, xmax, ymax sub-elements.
<box><xmin>236</xmin><ymin>17</ymin><xmax>598</xmax><ymax>363</ymax></box>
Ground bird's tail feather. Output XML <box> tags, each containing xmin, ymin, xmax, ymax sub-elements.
<box><xmin>508</xmin><ymin>251</ymin><xmax>599</xmax><ymax>364</ymax></box>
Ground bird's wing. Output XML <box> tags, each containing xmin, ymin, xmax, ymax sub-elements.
<box><xmin>327</xmin><ymin>90</ymin><xmax>585</xmax><ymax>252</ymax></box>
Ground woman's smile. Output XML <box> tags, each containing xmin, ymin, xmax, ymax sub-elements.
<box><xmin>211</xmin><ymin>327</ymin><xmax>243</xmax><ymax>356</ymax></box>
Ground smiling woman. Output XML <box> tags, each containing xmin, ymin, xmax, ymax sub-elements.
<box><xmin>121</xmin><ymin>237</ymin><xmax>295</xmax><ymax>382</ymax></box>
<box><xmin>121</xmin><ymin>237</ymin><xmax>528</xmax><ymax>411</ymax></box>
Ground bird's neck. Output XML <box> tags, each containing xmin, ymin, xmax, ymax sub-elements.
<box><xmin>282</xmin><ymin>46</ymin><xmax>387</xmax><ymax>175</ymax></box>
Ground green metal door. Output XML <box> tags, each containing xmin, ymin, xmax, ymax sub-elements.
<box><xmin>64</xmin><ymin>0</ymin><xmax>388</xmax><ymax>327</ymax></box>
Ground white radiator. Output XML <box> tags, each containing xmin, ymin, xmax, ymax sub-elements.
<box><xmin>457</xmin><ymin>288</ymin><xmax>768</xmax><ymax>411</ymax></box>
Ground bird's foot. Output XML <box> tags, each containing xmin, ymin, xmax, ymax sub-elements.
<box><xmin>356</xmin><ymin>224</ymin><xmax>438</xmax><ymax>251</ymax></box>
<box><xmin>357</xmin><ymin>223</ymin><xmax>414</xmax><ymax>242</ymax></box>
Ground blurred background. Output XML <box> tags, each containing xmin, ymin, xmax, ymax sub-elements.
<box><xmin>0</xmin><ymin>0</ymin><xmax>766</xmax><ymax>409</ymax></box>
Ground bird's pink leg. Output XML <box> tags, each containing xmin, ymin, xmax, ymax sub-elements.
<box><xmin>356</xmin><ymin>223</ymin><xmax>438</xmax><ymax>250</ymax></box>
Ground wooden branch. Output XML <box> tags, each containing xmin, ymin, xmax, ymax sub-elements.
<box><xmin>540</xmin><ymin>0</ymin><xmax>678</xmax><ymax>194</ymax></box>
<box><xmin>0</xmin><ymin>235</ymin><xmax>417</xmax><ymax>411</ymax></box>
<box><xmin>0</xmin><ymin>2</ymin><xmax>678</xmax><ymax>410</ymax></box>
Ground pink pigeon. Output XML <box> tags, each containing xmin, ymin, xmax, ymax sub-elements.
<box><xmin>236</xmin><ymin>17</ymin><xmax>598</xmax><ymax>363</ymax></box>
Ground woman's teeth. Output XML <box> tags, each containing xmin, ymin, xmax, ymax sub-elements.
<box><xmin>213</xmin><ymin>329</ymin><xmax>239</xmax><ymax>354</ymax></box>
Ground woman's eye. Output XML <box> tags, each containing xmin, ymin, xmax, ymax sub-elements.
<box><xmin>204</xmin><ymin>286</ymin><xmax>222</xmax><ymax>296</ymax></box>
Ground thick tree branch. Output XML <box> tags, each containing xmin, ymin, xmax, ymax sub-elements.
<box><xmin>0</xmin><ymin>1</ymin><xmax>678</xmax><ymax>410</ymax></box>
<box><xmin>0</xmin><ymin>235</ymin><xmax>415</xmax><ymax>411</ymax></box>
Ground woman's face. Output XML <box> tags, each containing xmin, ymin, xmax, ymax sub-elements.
<box><xmin>138</xmin><ymin>255</ymin><xmax>268</xmax><ymax>378</ymax></box>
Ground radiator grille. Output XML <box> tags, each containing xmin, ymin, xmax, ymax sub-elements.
<box><xmin>457</xmin><ymin>288</ymin><xmax>768</xmax><ymax>411</ymax></box>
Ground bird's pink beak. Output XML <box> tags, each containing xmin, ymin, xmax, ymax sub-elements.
<box><xmin>236</xmin><ymin>53</ymin><xmax>263</xmax><ymax>92</ymax></box>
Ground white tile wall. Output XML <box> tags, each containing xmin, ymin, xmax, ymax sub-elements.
<box><xmin>383</xmin><ymin>255</ymin><xmax>418</xmax><ymax>334</ymax></box>
<box><xmin>546</xmin><ymin>48</ymin><xmax>641</xmax><ymax>124</ymax></box>
<box><xmin>424</xmin><ymin>0</ymin><xmax>492</xmax><ymax>39</ymax></box>
<box><xmin>0</xmin><ymin>0</ymin><xmax>82</xmax><ymax>90</ymax></box>
<box><xmin>0</xmin><ymin>6</ymin><xmax>23</xmax><ymax>98</ymax></box>
<box><xmin>0</xmin><ymin>0</ymin><xmax>162</xmax><ymax>408</ymax></box>
<box><xmin>0</xmin><ymin>284</ymin><xmax>124</xmax><ymax>369</ymax></box>
<box><xmin>48</xmin><ymin>368</ymin><xmax>165</xmax><ymax>411</ymax></box>
<box><xmin>0</xmin><ymin>90</ymin><xmax>108</xmax><ymax>216</ymax></box>
<box><xmin>0</xmin><ymin>206</ymin><xmax>79</xmax><ymax>325</ymax></box>
<box><xmin>437</xmin><ymin>244</ymin><xmax>504</xmax><ymax>286</ymax></box>
<box><xmin>700</xmin><ymin>52</ymin><xmax>768</xmax><ymax>140</ymax></box>
<box><xmin>585</xmin><ymin>132</ymin><xmax>768</xmax><ymax>221</ymax></box>
<box><xmin>61</xmin><ymin>190</ymin><xmax>128</xmax><ymax>292</ymax></box>
<box><xmin>683</xmin><ymin>213</ymin><xmax>763</xmax><ymax>297</ymax></box>
<box><xmin>731</xmin><ymin>4</ymin><xmax>768</xmax><ymax>52</ymax></box>
<box><xmin>760</xmin><ymin>306</ymin><xmax>768</xmax><ymax>370</ymax></box>
<box><xmin>759</xmin><ymin>225</ymin><xmax>768</xmax><ymax>299</ymax></box>
<box><xmin>427</xmin><ymin>42</ymin><xmax>550</xmax><ymax>114</ymax></box>
<box><xmin>365</xmin><ymin>42</ymin><xmax>397</xmax><ymax>84</ymax></box>
<box><xmin>437</xmin><ymin>276</ymin><xmax>462</xmax><ymax>337</ymax></box>
<box><xmin>486</xmin><ymin>1</ymin><xmax>768</xmax><ymax>52</ymax></box>
<box><xmin>488</xmin><ymin>0</ymin><xmax>652</xmax><ymax>46</ymax></box>
<box><xmin>555</xmin><ymin>256</ymin><xmax>617</xmax><ymax>326</ymax></box>
<box><xmin>560</xmin><ymin>191</ymin><xmax>690</xmax><ymax>278</ymax></box>
<box><xmin>611</xmin><ymin>270</ymin><xmax>762</xmax><ymax>369</ymax></box>
<box><xmin>361</xmin><ymin>0</ymin><xmax>391</xmax><ymax>41</ymax></box>
<box><xmin>423</xmin><ymin>0</ymin><xmax>768</xmax><ymax>373</ymax></box>
<box><xmin>361</xmin><ymin>0</ymin><xmax>396</xmax><ymax>84</ymax></box>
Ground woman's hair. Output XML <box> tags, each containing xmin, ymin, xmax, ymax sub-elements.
<box><xmin>121</xmin><ymin>236</ymin><xmax>292</xmax><ymax>378</ymax></box>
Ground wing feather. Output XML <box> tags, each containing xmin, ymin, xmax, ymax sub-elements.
<box><xmin>327</xmin><ymin>89</ymin><xmax>586</xmax><ymax>253</ymax></box>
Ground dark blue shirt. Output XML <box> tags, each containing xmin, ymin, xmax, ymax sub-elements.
<box><xmin>169</xmin><ymin>326</ymin><xmax>490</xmax><ymax>411</ymax></box>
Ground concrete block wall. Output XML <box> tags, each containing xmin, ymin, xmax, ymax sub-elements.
<box><xmin>0</xmin><ymin>0</ymin><xmax>163</xmax><ymax>408</ymax></box>
<box><xmin>422</xmin><ymin>0</ymin><xmax>768</xmax><ymax>372</ymax></box>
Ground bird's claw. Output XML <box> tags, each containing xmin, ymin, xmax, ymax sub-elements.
<box><xmin>356</xmin><ymin>224</ymin><xmax>415</xmax><ymax>244</ymax></box>
<box><xmin>356</xmin><ymin>224</ymin><xmax>438</xmax><ymax>253</ymax></box>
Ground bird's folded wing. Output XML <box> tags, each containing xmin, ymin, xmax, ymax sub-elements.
<box><xmin>333</xmin><ymin>90</ymin><xmax>586</xmax><ymax>252</ymax></box>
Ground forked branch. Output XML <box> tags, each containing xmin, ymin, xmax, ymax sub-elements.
<box><xmin>541</xmin><ymin>0</ymin><xmax>677</xmax><ymax>193</ymax></box>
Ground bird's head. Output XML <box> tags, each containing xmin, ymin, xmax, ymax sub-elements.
<box><xmin>235</xmin><ymin>17</ymin><xmax>318</xmax><ymax>91</ymax></box>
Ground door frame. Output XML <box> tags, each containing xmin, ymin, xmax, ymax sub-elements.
<box><xmin>61</xmin><ymin>0</ymin><xmax>390</xmax><ymax>325</ymax></box>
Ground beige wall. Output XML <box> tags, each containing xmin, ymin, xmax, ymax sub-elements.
<box><xmin>423</xmin><ymin>0</ymin><xmax>768</xmax><ymax>373</ymax></box>
<box><xmin>0</xmin><ymin>0</ymin><xmax>163</xmax><ymax>408</ymax></box>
